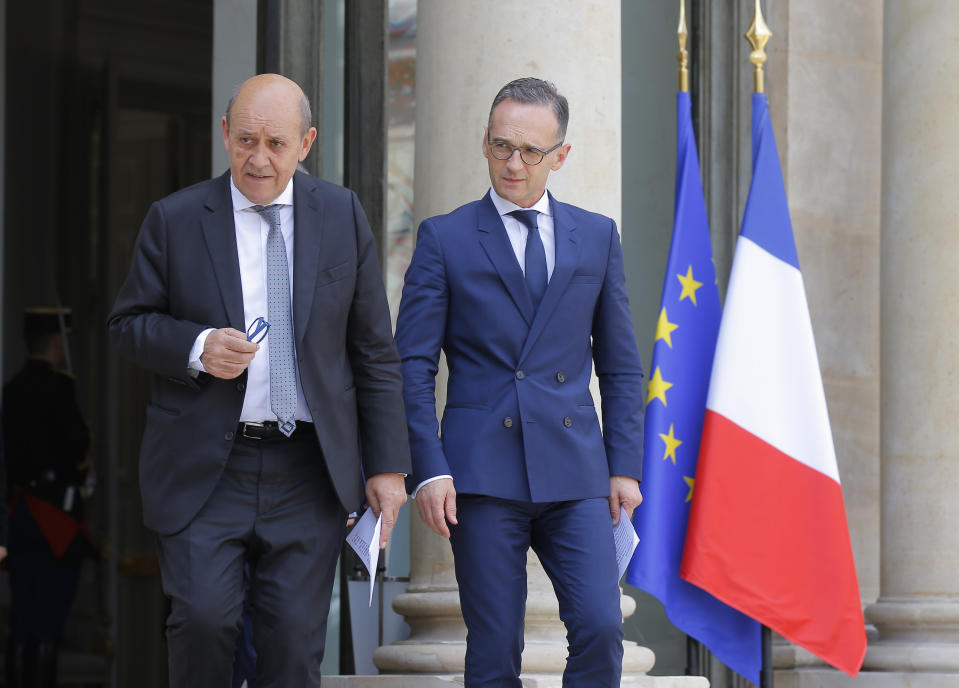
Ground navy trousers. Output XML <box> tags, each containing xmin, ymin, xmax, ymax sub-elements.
<box><xmin>449</xmin><ymin>495</ymin><xmax>624</xmax><ymax>688</ymax></box>
<box><xmin>7</xmin><ymin>500</ymin><xmax>82</xmax><ymax>642</ymax></box>
<box><xmin>156</xmin><ymin>431</ymin><xmax>345</xmax><ymax>688</ymax></box>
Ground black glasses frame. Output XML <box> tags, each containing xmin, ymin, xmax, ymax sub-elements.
<box><xmin>486</xmin><ymin>139</ymin><xmax>564</xmax><ymax>166</ymax></box>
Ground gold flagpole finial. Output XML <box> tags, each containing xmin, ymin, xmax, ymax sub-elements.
<box><xmin>678</xmin><ymin>0</ymin><xmax>689</xmax><ymax>92</ymax></box>
<box><xmin>744</xmin><ymin>0</ymin><xmax>772</xmax><ymax>93</ymax></box>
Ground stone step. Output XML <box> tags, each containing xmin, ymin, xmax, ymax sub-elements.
<box><xmin>323</xmin><ymin>675</ymin><xmax>709</xmax><ymax>688</ymax></box>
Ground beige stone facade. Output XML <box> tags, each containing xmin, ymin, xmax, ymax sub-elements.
<box><xmin>344</xmin><ymin>0</ymin><xmax>958</xmax><ymax>685</ymax></box>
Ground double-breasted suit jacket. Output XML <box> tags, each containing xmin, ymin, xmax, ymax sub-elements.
<box><xmin>396</xmin><ymin>191</ymin><xmax>643</xmax><ymax>501</ymax></box>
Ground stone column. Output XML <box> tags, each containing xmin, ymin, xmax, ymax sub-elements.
<box><xmin>373</xmin><ymin>0</ymin><xmax>659</xmax><ymax>682</ymax></box>
<box><xmin>861</xmin><ymin>0</ymin><xmax>959</xmax><ymax>683</ymax></box>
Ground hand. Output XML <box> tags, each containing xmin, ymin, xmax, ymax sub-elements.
<box><xmin>414</xmin><ymin>478</ymin><xmax>457</xmax><ymax>538</ymax></box>
<box><xmin>365</xmin><ymin>473</ymin><xmax>408</xmax><ymax>549</ymax></box>
<box><xmin>200</xmin><ymin>328</ymin><xmax>259</xmax><ymax>379</ymax></box>
<box><xmin>609</xmin><ymin>475</ymin><xmax>643</xmax><ymax>525</ymax></box>
<box><xmin>0</xmin><ymin>546</ymin><xmax>7</xmax><ymax>564</ymax></box>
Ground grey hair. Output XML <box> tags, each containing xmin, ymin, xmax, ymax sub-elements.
<box><xmin>225</xmin><ymin>82</ymin><xmax>313</xmax><ymax>136</ymax></box>
<box><xmin>488</xmin><ymin>77</ymin><xmax>569</xmax><ymax>143</ymax></box>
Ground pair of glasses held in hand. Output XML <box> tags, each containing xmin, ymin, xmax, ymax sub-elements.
<box><xmin>247</xmin><ymin>317</ymin><xmax>270</xmax><ymax>344</ymax></box>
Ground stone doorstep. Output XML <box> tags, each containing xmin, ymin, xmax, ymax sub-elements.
<box><xmin>0</xmin><ymin>651</ymin><xmax>109</xmax><ymax>685</ymax></box>
<box><xmin>773</xmin><ymin>670</ymin><xmax>959</xmax><ymax>688</ymax></box>
<box><xmin>324</xmin><ymin>676</ymin><xmax>709</xmax><ymax>688</ymax></box>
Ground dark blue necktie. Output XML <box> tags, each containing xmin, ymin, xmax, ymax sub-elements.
<box><xmin>510</xmin><ymin>210</ymin><xmax>547</xmax><ymax>310</ymax></box>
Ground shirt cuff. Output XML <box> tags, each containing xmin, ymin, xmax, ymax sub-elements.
<box><xmin>188</xmin><ymin>328</ymin><xmax>216</xmax><ymax>372</ymax></box>
<box><xmin>412</xmin><ymin>474</ymin><xmax>453</xmax><ymax>499</ymax></box>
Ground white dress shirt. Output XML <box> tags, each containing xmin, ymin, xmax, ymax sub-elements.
<box><xmin>489</xmin><ymin>186</ymin><xmax>556</xmax><ymax>280</ymax></box>
<box><xmin>412</xmin><ymin>187</ymin><xmax>554</xmax><ymax>498</ymax></box>
<box><xmin>188</xmin><ymin>177</ymin><xmax>312</xmax><ymax>423</ymax></box>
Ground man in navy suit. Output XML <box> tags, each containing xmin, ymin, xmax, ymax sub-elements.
<box><xmin>395</xmin><ymin>77</ymin><xmax>645</xmax><ymax>687</ymax></box>
<box><xmin>109</xmin><ymin>74</ymin><xmax>410</xmax><ymax>686</ymax></box>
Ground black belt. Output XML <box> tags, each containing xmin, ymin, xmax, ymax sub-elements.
<box><xmin>237</xmin><ymin>421</ymin><xmax>314</xmax><ymax>440</ymax></box>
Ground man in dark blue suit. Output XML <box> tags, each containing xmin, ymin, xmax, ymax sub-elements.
<box><xmin>395</xmin><ymin>77</ymin><xmax>645</xmax><ymax>687</ymax></box>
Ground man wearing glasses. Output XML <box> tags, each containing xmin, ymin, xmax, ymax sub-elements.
<box><xmin>109</xmin><ymin>74</ymin><xmax>410</xmax><ymax>687</ymax></box>
<box><xmin>395</xmin><ymin>77</ymin><xmax>644</xmax><ymax>686</ymax></box>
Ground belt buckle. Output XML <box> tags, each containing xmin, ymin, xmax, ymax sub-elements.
<box><xmin>240</xmin><ymin>421</ymin><xmax>266</xmax><ymax>440</ymax></box>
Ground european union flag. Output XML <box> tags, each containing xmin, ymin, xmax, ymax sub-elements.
<box><xmin>625</xmin><ymin>91</ymin><xmax>762</xmax><ymax>685</ymax></box>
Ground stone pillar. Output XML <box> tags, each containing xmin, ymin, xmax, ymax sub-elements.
<box><xmin>762</xmin><ymin>1</ymin><xmax>884</xmax><ymax>681</ymax></box>
<box><xmin>373</xmin><ymin>0</ymin><xmax>660</xmax><ymax>682</ymax></box>
<box><xmin>861</xmin><ymin>0</ymin><xmax>959</xmax><ymax>683</ymax></box>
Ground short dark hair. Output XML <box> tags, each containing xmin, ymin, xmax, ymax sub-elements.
<box><xmin>25</xmin><ymin>331</ymin><xmax>57</xmax><ymax>356</ymax></box>
<box><xmin>224</xmin><ymin>83</ymin><xmax>313</xmax><ymax>136</ymax></box>
<box><xmin>22</xmin><ymin>308</ymin><xmax>70</xmax><ymax>356</ymax></box>
<box><xmin>488</xmin><ymin>77</ymin><xmax>569</xmax><ymax>144</ymax></box>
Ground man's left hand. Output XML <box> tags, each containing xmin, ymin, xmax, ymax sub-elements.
<box><xmin>609</xmin><ymin>476</ymin><xmax>643</xmax><ymax>525</ymax></box>
<box><xmin>365</xmin><ymin>473</ymin><xmax>409</xmax><ymax>548</ymax></box>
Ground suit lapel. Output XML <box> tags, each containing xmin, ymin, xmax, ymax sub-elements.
<box><xmin>200</xmin><ymin>172</ymin><xmax>245</xmax><ymax>330</ymax></box>
<box><xmin>476</xmin><ymin>193</ymin><xmax>535</xmax><ymax>326</ymax></box>
<box><xmin>291</xmin><ymin>172</ymin><xmax>324</xmax><ymax>347</ymax></box>
<box><xmin>519</xmin><ymin>193</ymin><xmax>578</xmax><ymax>362</ymax></box>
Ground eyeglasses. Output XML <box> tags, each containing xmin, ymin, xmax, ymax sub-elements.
<box><xmin>247</xmin><ymin>316</ymin><xmax>270</xmax><ymax>344</ymax></box>
<box><xmin>486</xmin><ymin>139</ymin><xmax>563</xmax><ymax>166</ymax></box>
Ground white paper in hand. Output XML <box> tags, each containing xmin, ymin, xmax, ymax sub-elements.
<box><xmin>345</xmin><ymin>508</ymin><xmax>383</xmax><ymax>605</ymax></box>
<box><xmin>613</xmin><ymin>505</ymin><xmax>640</xmax><ymax>581</ymax></box>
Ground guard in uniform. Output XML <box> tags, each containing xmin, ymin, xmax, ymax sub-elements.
<box><xmin>3</xmin><ymin>308</ymin><xmax>93</xmax><ymax>688</ymax></box>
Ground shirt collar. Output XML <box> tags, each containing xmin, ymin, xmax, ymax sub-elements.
<box><xmin>489</xmin><ymin>187</ymin><xmax>552</xmax><ymax>218</ymax></box>
<box><xmin>229</xmin><ymin>176</ymin><xmax>295</xmax><ymax>212</ymax></box>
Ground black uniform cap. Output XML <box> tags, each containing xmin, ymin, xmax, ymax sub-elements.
<box><xmin>23</xmin><ymin>307</ymin><xmax>72</xmax><ymax>335</ymax></box>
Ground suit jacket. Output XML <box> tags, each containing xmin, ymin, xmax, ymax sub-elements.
<box><xmin>395</xmin><ymin>192</ymin><xmax>643</xmax><ymax>502</ymax></box>
<box><xmin>109</xmin><ymin>170</ymin><xmax>411</xmax><ymax>535</ymax></box>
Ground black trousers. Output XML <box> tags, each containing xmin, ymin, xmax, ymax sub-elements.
<box><xmin>156</xmin><ymin>431</ymin><xmax>346</xmax><ymax>687</ymax></box>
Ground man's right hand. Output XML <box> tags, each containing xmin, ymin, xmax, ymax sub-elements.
<box><xmin>199</xmin><ymin>328</ymin><xmax>258</xmax><ymax>379</ymax></box>
<box><xmin>415</xmin><ymin>478</ymin><xmax>458</xmax><ymax>538</ymax></box>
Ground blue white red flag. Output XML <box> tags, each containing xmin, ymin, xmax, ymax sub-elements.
<box><xmin>627</xmin><ymin>91</ymin><xmax>761</xmax><ymax>685</ymax></box>
<box><xmin>681</xmin><ymin>93</ymin><xmax>866</xmax><ymax>677</ymax></box>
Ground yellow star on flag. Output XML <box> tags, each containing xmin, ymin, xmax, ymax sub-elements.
<box><xmin>646</xmin><ymin>366</ymin><xmax>673</xmax><ymax>407</ymax></box>
<box><xmin>677</xmin><ymin>265</ymin><xmax>703</xmax><ymax>306</ymax></box>
<box><xmin>683</xmin><ymin>476</ymin><xmax>695</xmax><ymax>503</ymax></box>
<box><xmin>659</xmin><ymin>424</ymin><xmax>682</xmax><ymax>464</ymax></box>
<box><xmin>654</xmin><ymin>307</ymin><xmax>679</xmax><ymax>348</ymax></box>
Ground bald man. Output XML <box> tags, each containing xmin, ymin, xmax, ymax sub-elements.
<box><xmin>109</xmin><ymin>74</ymin><xmax>410</xmax><ymax>686</ymax></box>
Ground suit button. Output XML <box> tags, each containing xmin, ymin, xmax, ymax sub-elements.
<box><xmin>515</xmin><ymin>370</ymin><xmax>525</xmax><ymax>380</ymax></box>
<box><xmin>503</xmin><ymin>417</ymin><xmax>514</xmax><ymax>428</ymax></box>
<box><xmin>563</xmin><ymin>416</ymin><xmax>573</xmax><ymax>428</ymax></box>
<box><xmin>225</xmin><ymin>431</ymin><xmax>235</xmax><ymax>440</ymax></box>
<box><xmin>556</xmin><ymin>372</ymin><xmax>566</xmax><ymax>383</ymax></box>
<box><xmin>236</xmin><ymin>382</ymin><xmax>245</xmax><ymax>392</ymax></box>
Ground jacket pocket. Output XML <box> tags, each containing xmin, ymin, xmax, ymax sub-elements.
<box><xmin>317</xmin><ymin>261</ymin><xmax>354</xmax><ymax>287</ymax></box>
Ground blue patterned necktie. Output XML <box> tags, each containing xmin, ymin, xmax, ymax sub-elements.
<box><xmin>510</xmin><ymin>209</ymin><xmax>548</xmax><ymax>310</ymax></box>
<box><xmin>254</xmin><ymin>204</ymin><xmax>296</xmax><ymax>437</ymax></box>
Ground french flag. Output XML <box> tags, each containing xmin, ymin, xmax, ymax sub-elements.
<box><xmin>680</xmin><ymin>93</ymin><xmax>867</xmax><ymax>677</ymax></box>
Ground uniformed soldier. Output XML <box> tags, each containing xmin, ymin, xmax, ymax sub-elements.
<box><xmin>3</xmin><ymin>308</ymin><xmax>93</xmax><ymax>688</ymax></box>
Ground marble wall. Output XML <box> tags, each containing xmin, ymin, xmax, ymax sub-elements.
<box><xmin>775</xmin><ymin>0</ymin><xmax>883</xmax><ymax>607</ymax></box>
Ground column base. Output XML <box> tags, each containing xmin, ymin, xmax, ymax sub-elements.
<box><xmin>373</xmin><ymin>639</ymin><xmax>655</xmax><ymax>675</ymax></box>
<box><xmin>324</xmin><ymin>675</ymin><xmax>708</xmax><ymax>688</ymax></box>
<box><xmin>375</xmin><ymin>586</ymin><xmax>655</xmax><ymax>674</ymax></box>
<box><xmin>863</xmin><ymin>597</ymin><xmax>959</xmax><ymax>673</ymax></box>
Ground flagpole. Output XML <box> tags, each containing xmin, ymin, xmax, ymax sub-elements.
<box><xmin>745</xmin><ymin>4</ymin><xmax>776</xmax><ymax>685</ymax></box>
<box><xmin>677</xmin><ymin>0</ymin><xmax>706</xmax><ymax>675</ymax></box>
<box><xmin>745</xmin><ymin>0</ymin><xmax>772</xmax><ymax>95</ymax></box>
<box><xmin>677</xmin><ymin>0</ymin><xmax>689</xmax><ymax>93</ymax></box>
